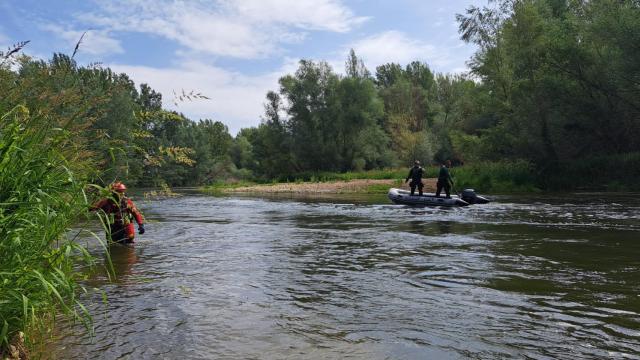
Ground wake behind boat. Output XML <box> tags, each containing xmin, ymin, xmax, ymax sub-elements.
<box><xmin>387</xmin><ymin>188</ymin><xmax>490</xmax><ymax>207</ymax></box>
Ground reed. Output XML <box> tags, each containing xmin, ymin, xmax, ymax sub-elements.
<box><xmin>0</xmin><ymin>105</ymin><xmax>95</xmax><ymax>355</ymax></box>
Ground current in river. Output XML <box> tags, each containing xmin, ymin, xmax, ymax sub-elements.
<box><xmin>52</xmin><ymin>192</ymin><xmax>640</xmax><ymax>359</ymax></box>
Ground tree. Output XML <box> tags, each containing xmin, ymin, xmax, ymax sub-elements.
<box><xmin>345</xmin><ymin>49</ymin><xmax>370</xmax><ymax>79</ymax></box>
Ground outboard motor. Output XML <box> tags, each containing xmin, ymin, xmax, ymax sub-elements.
<box><xmin>460</xmin><ymin>189</ymin><xmax>490</xmax><ymax>204</ymax></box>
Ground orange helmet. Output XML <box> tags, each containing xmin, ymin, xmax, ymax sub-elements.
<box><xmin>111</xmin><ymin>182</ymin><xmax>127</xmax><ymax>192</ymax></box>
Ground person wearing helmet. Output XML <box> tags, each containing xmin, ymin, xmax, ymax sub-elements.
<box><xmin>91</xmin><ymin>182</ymin><xmax>145</xmax><ymax>244</ymax></box>
<box><xmin>435</xmin><ymin>160</ymin><xmax>454</xmax><ymax>198</ymax></box>
<box><xmin>405</xmin><ymin>160</ymin><xmax>424</xmax><ymax>196</ymax></box>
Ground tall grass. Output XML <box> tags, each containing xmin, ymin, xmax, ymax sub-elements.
<box><xmin>274</xmin><ymin>168</ymin><xmax>413</xmax><ymax>183</ymax></box>
<box><xmin>448</xmin><ymin>160</ymin><xmax>539</xmax><ymax>193</ymax></box>
<box><xmin>0</xmin><ymin>106</ymin><xmax>94</xmax><ymax>355</ymax></box>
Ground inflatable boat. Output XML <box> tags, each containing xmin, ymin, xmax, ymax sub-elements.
<box><xmin>387</xmin><ymin>188</ymin><xmax>490</xmax><ymax>207</ymax></box>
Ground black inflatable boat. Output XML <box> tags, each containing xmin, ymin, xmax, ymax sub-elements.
<box><xmin>387</xmin><ymin>188</ymin><xmax>490</xmax><ymax>207</ymax></box>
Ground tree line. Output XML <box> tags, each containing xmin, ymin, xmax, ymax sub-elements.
<box><xmin>239</xmin><ymin>0</ymin><xmax>640</xmax><ymax>187</ymax></box>
<box><xmin>2</xmin><ymin>0</ymin><xmax>638</xmax><ymax>189</ymax></box>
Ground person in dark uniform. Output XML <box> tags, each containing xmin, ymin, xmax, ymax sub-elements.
<box><xmin>405</xmin><ymin>160</ymin><xmax>424</xmax><ymax>196</ymax></box>
<box><xmin>436</xmin><ymin>160</ymin><xmax>454</xmax><ymax>198</ymax></box>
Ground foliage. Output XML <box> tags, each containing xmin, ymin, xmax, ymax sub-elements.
<box><xmin>457</xmin><ymin>0</ymin><xmax>640</xmax><ymax>165</ymax></box>
<box><xmin>0</xmin><ymin>48</ymin><xmax>113</xmax><ymax>356</ymax></box>
<box><xmin>0</xmin><ymin>49</ymin><xmax>235</xmax><ymax>355</ymax></box>
<box><xmin>276</xmin><ymin>168</ymin><xmax>412</xmax><ymax>183</ymax></box>
<box><xmin>238</xmin><ymin>58</ymin><xmax>394</xmax><ymax>179</ymax></box>
<box><xmin>541</xmin><ymin>153</ymin><xmax>640</xmax><ymax>191</ymax></box>
<box><xmin>0</xmin><ymin>105</ymin><xmax>94</xmax><ymax>352</ymax></box>
<box><xmin>449</xmin><ymin>160</ymin><xmax>539</xmax><ymax>193</ymax></box>
<box><xmin>3</xmin><ymin>1</ymin><xmax>638</xmax><ymax>193</ymax></box>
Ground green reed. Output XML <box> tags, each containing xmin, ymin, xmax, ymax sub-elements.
<box><xmin>0</xmin><ymin>106</ymin><xmax>96</xmax><ymax>354</ymax></box>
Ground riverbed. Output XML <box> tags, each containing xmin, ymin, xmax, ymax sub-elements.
<box><xmin>52</xmin><ymin>192</ymin><xmax>640</xmax><ymax>359</ymax></box>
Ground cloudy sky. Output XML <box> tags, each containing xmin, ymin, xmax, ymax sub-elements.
<box><xmin>1</xmin><ymin>0</ymin><xmax>484</xmax><ymax>134</ymax></box>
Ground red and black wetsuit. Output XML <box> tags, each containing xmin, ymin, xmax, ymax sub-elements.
<box><xmin>92</xmin><ymin>195</ymin><xmax>144</xmax><ymax>244</ymax></box>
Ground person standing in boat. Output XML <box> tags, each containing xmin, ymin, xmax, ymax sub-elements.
<box><xmin>436</xmin><ymin>160</ymin><xmax>454</xmax><ymax>198</ymax></box>
<box><xmin>405</xmin><ymin>160</ymin><xmax>424</xmax><ymax>196</ymax></box>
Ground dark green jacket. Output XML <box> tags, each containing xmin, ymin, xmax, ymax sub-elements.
<box><xmin>438</xmin><ymin>165</ymin><xmax>453</xmax><ymax>184</ymax></box>
<box><xmin>406</xmin><ymin>166</ymin><xmax>424</xmax><ymax>183</ymax></box>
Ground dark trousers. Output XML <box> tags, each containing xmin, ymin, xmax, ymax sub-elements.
<box><xmin>410</xmin><ymin>181</ymin><xmax>423</xmax><ymax>196</ymax></box>
<box><xmin>436</xmin><ymin>180</ymin><xmax>451</xmax><ymax>198</ymax></box>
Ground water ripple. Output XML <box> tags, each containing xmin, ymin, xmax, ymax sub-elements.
<box><xmin>49</xmin><ymin>193</ymin><xmax>640</xmax><ymax>359</ymax></box>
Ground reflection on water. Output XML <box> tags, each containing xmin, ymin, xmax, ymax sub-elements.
<box><xmin>107</xmin><ymin>245</ymin><xmax>138</xmax><ymax>280</ymax></box>
<box><xmin>52</xmin><ymin>193</ymin><xmax>640</xmax><ymax>359</ymax></box>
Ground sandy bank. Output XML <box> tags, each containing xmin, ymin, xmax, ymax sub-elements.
<box><xmin>222</xmin><ymin>178</ymin><xmax>437</xmax><ymax>194</ymax></box>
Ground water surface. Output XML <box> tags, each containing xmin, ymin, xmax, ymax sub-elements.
<box><xmin>53</xmin><ymin>192</ymin><xmax>640</xmax><ymax>359</ymax></box>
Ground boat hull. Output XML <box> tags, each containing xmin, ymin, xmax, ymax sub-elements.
<box><xmin>387</xmin><ymin>188</ymin><xmax>469</xmax><ymax>207</ymax></box>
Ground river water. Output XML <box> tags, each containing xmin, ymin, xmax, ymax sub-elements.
<box><xmin>52</xmin><ymin>192</ymin><xmax>640</xmax><ymax>359</ymax></box>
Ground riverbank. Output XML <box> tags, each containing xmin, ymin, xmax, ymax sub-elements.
<box><xmin>205</xmin><ymin>161</ymin><xmax>541</xmax><ymax>195</ymax></box>
<box><xmin>206</xmin><ymin>178</ymin><xmax>439</xmax><ymax>194</ymax></box>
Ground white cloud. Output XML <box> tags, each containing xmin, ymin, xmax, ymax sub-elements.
<box><xmin>347</xmin><ymin>31</ymin><xmax>442</xmax><ymax>70</ymax></box>
<box><xmin>332</xmin><ymin>30</ymin><xmax>476</xmax><ymax>75</ymax></box>
<box><xmin>42</xmin><ymin>25</ymin><xmax>123</xmax><ymax>56</ymax></box>
<box><xmin>82</xmin><ymin>0</ymin><xmax>366</xmax><ymax>59</ymax></box>
<box><xmin>225</xmin><ymin>0</ymin><xmax>369</xmax><ymax>32</ymax></box>
<box><xmin>109</xmin><ymin>59</ymin><xmax>300</xmax><ymax>134</ymax></box>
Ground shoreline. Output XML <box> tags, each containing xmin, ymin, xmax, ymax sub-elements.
<box><xmin>212</xmin><ymin>178</ymin><xmax>438</xmax><ymax>194</ymax></box>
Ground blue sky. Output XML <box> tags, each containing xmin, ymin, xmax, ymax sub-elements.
<box><xmin>1</xmin><ymin>0</ymin><xmax>484</xmax><ymax>134</ymax></box>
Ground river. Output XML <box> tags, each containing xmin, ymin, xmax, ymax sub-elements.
<box><xmin>51</xmin><ymin>192</ymin><xmax>640</xmax><ymax>359</ymax></box>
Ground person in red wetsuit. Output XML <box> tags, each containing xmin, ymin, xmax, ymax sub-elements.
<box><xmin>91</xmin><ymin>182</ymin><xmax>145</xmax><ymax>244</ymax></box>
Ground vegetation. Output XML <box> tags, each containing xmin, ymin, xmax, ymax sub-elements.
<box><xmin>0</xmin><ymin>104</ymin><xmax>93</xmax><ymax>353</ymax></box>
<box><xmin>458</xmin><ymin>0</ymin><xmax>639</xmax><ymax>176</ymax></box>
<box><xmin>2</xmin><ymin>0</ymin><xmax>636</xmax><ymax>192</ymax></box>
<box><xmin>272</xmin><ymin>168</ymin><xmax>421</xmax><ymax>183</ymax></box>
<box><xmin>235</xmin><ymin>0</ymin><xmax>639</xmax><ymax>190</ymax></box>
<box><xmin>449</xmin><ymin>160</ymin><xmax>538</xmax><ymax>193</ymax></box>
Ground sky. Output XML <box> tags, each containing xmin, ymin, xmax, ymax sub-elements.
<box><xmin>0</xmin><ymin>0</ymin><xmax>485</xmax><ymax>134</ymax></box>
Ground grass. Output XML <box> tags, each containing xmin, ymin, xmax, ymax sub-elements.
<box><xmin>203</xmin><ymin>180</ymin><xmax>259</xmax><ymax>194</ymax></box>
<box><xmin>274</xmin><ymin>168</ymin><xmax>411</xmax><ymax>182</ymax></box>
<box><xmin>0</xmin><ymin>106</ymin><xmax>96</xmax><ymax>356</ymax></box>
<box><xmin>449</xmin><ymin>160</ymin><xmax>539</xmax><ymax>193</ymax></box>
<box><xmin>360</xmin><ymin>180</ymin><xmax>404</xmax><ymax>194</ymax></box>
<box><xmin>203</xmin><ymin>169</ymin><xmax>408</xmax><ymax>192</ymax></box>
<box><xmin>203</xmin><ymin>163</ymin><xmax>539</xmax><ymax>195</ymax></box>
<box><xmin>203</xmin><ymin>170</ymin><xmax>408</xmax><ymax>194</ymax></box>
